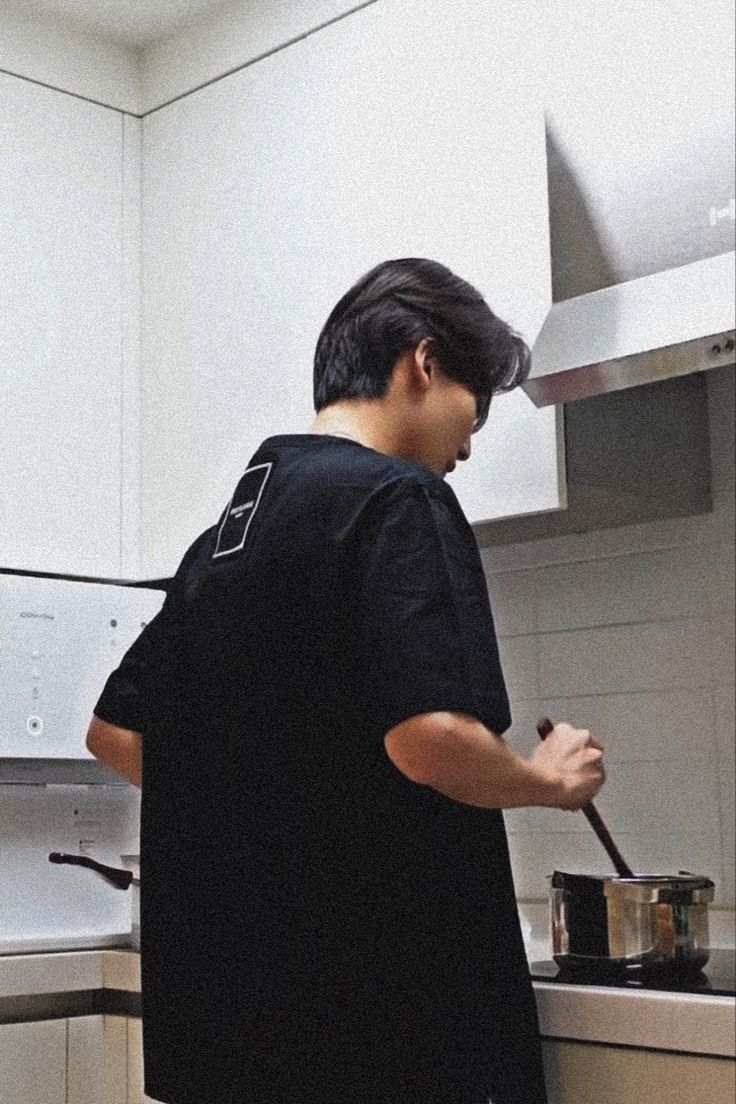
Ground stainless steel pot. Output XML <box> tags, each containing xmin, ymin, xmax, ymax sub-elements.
<box><xmin>549</xmin><ymin>870</ymin><xmax>715</xmax><ymax>971</ymax></box>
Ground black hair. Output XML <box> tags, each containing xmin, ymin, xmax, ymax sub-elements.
<box><xmin>313</xmin><ymin>258</ymin><xmax>530</xmax><ymax>427</ymax></box>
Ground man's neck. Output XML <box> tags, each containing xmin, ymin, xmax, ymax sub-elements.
<box><xmin>309</xmin><ymin>400</ymin><xmax>396</xmax><ymax>454</ymax></box>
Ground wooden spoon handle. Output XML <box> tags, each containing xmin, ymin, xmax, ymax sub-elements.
<box><xmin>536</xmin><ymin>717</ymin><xmax>634</xmax><ymax>879</ymax></box>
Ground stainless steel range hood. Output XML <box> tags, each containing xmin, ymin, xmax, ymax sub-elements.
<box><xmin>522</xmin><ymin>0</ymin><xmax>735</xmax><ymax>409</ymax></box>
<box><xmin>525</xmin><ymin>252</ymin><xmax>735</xmax><ymax>407</ymax></box>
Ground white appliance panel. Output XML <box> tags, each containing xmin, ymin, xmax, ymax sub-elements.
<box><xmin>0</xmin><ymin>575</ymin><xmax>165</xmax><ymax>759</ymax></box>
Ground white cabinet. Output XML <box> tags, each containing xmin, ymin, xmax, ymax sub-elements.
<box><xmin>542</xmin><ymin>1039</ymin><xmax>736</xmax><ymax>1104</ymax></box>
<box><xmin>0</xmin><ymin>1016</ymin><xmax>146</xmax><ymax>1104</ymax></box>
<box><xmin>1</xmin><ymin>3</ymin><xmax>558</xmax><ymax>579</ymax></box>
<box><xmin>140</xmin><ymin>0</ymin><xmax>556</xmax><ymax>577</ymax></box>
<box><xmin>0</xmin><ymin>73</ymin><xmax>133</xmax><ymax>579</ymax></box>
<box><xmin>0</xmin><ymin>1019</ymin><xmax>66</xmax><ymax>1104</ymax></box>
<box><xmin>66</xmin><ymin>1016</ymin><xmax>127</xmax><ymax>1104</ymax></box>
<box><xmin>126</xmin><ymin>1018</ymin><xmax>164</xmax><ymax>1104</ymax></box>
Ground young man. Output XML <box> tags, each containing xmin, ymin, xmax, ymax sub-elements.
<box><xmin>89</xmin><ymin>258</ymin><xmax>604</xmax><ymax>1104</ymax></box>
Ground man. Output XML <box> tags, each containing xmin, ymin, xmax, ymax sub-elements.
<box><xmin>88</xmin><ymin>258</ymin><xmax>605</xmax><ymax>1104</ymax></box>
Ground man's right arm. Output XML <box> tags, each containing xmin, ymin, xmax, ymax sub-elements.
<box><xmin>384</xmin><ymin>712</ymin><xmax>605</xmax><ymax>810</ymax></box>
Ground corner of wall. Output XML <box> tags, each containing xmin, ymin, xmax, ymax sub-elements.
<box><xmin>120</xmin><ymin>115</ymin><xmax>143</xmax><ymax>579</ymax></box>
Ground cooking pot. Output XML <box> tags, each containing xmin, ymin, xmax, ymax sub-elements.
<box><xmin>549</xmin><ymin>870</ymin><xmax>715</xmax><ymax>971</ymax></box>
<box><xmin>49</xmin><ymin>852</ymin><xmax>140</xmax><ymax>949</ymax></box>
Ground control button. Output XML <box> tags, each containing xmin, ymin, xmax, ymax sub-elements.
<box><xmin>26</xmin><ymin>715</ymin><xmax>43</xmax><ymax>735</ymax></box>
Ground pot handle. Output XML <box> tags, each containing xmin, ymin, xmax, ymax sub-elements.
<box><xmin>48</xmin><ymin>851</ymin><xmax>133</xmax><ymax>890</ymax></box>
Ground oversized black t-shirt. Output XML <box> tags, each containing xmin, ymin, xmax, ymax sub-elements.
<box><xmin>95</xmin><ymin>435</ymin><xmax>547</xmax><ymax>1104</ymax></box>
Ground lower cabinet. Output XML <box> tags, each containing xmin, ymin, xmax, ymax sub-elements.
<box><xmin>3</xmin><ymin>1016</ymin><xmax>734</xmax><ymax>1104</ymax></box>
<box><xmin>66</xmin><ymin>1016</ymin><xmax>127</xmax><ymax>1104</ymax></box>
<box><xmin>0</xmin><ymin>1020</ymin><xmax>66</xmax><ymax>1104</ymax></box>
<box><xmin>126</xmin><ymin>1018</ymin><xmax>164</xmax><ymax>1104</ymax></box>
<box><xmin>542</xmin><ymin>1039</ymin><xmax>736</xmax><ymax>1104</ymax></box>
<box><xmin>0</xmin><ymin>1016</ymin><xmax>160</xmax><ymax>1104</ymax></box>
<box><xmin>68</xmin><ymin>1016</ymin><xmax>163</xmax><ymax>1104</ymax></box>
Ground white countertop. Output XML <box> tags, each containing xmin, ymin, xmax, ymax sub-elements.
<box><xmin>533</xmin><ymin>979</ymin><xmax>734</xmax><ymax>1058</ymax></box>
<box><xmin>1</xmin><ymin>946</ymin><xmax>733</xmax><ymax>1059</ymax></box>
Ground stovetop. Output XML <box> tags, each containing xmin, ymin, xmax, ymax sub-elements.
<box><xmin>530</xmin><ymin>948</ymin><xmax>736</xmax><ymax>996</ymax></box>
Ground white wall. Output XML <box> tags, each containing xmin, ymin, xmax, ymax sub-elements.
<box><xmin>0</xmin><ymin>8</ymin><xmax>140</xmax><ymax>112</ymax></box>
<box><xmin>140</xmin><ymin>0</ymin><xmax>378</xmax><ymax>113</ymax></box>
<box><xmin>487</xmin><ymin>366</ymin><xmax>735</xmax><ymax>909</ymax></box>
<box><xmin>0</xmin><ymin>0</ymin><xmax>378</xmax><ymax>114</ymax></box>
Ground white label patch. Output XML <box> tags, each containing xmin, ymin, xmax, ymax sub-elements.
<box><xmin>212</xmin><ymin>462</ymin><xmax>272</xmax><ymax>559</ymax></box>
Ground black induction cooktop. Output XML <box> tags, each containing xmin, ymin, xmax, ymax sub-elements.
<box><xmin>530</xmin><ymin>948</ymin><xmax>736</xmax><ymax>996</ymax></box>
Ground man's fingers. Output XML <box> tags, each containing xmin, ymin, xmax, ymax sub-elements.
<box><xmin>573</xmin><ymin>727</ymin><xmax>604</xmax><ymax>753</ymax></box>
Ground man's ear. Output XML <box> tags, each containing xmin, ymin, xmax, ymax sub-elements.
<box><xmin>413</xmin><ymin>337</ymin><xmax>437</xmax><ymax>387</ymax></box>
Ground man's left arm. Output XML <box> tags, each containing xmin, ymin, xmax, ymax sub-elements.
<box><xmin>86</xmin><ymin>552</ymin><xmax>194</xmax><ymax>786</ymax></box>
<box><xmin>87</xmin><ymin>716</ymin><xmax>142</xmax><ymax>788</ymax></box>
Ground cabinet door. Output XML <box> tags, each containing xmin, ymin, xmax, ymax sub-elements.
<box><xmin>126</xmin><ymin>1019</ymin><xmax>165</xmax><ymax>1104</ymax></box>
<box><xmin>141</xmin><ymin>0</ymin><xmax>555</xmax><ymax>577</ymax></box>
<box><xmin>67</xmin><ymin>1016</ymin><xmax>127</xmax><ymax>1104</ymax></box>
<box><xmin>0</xmin><ymin>73</ymin><xmax>124</xmax><ymax>578</ymax></box>
<box><xmin>0</xmin><ymin>1019</ymin><xmax>66</xmax><ymax>1104</ymax></box>
<box><xmin>541</xmin><ymin>1039</ymin><xmax>736</xmax><ymax>1104</ymax></box>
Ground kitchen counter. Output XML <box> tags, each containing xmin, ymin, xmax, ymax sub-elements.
<box><xmin>533</xmin><ymin>971</ymin><xmax>734</xmax><ymax>1058</ymax></box>
<box><xmin>0</xmin><ymin>948</ymin><xmax>141</xmax><ymax>1025</ymax></box>
<box><xmin>1</xmin><ymin>946</ymin><xmax>734</xmax><ymax>1059</ymax></box>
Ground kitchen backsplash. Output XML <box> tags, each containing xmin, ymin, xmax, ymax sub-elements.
<box><xmin>487</xmin><ymin>366</ymin><xmax>735</xmax><ymax>908</ymax></box>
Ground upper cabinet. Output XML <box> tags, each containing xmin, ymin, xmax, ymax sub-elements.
<box><xmin>0</xmin><ymin>74</ymin><xmax>137</xmax><ymax>579</ymax></box>
<box><xmin>139</xmin><ymin>0</ymin><xmax>557</xmax><ymax>577</ymax></box>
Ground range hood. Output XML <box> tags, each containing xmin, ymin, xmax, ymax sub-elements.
<box><xmin>522</xmin><ymin>0</ymin><xmax>735</xmax><ymax>409</ymax></box>
<box><xmin>525</xmin><ymin>252</ymin><xmax>735</xmax><ymax>407</ymax></box>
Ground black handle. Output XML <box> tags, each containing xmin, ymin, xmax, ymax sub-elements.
<box><xmin>48</xmin><ymin>851</ymin><xmax>133</xmax><ymax>890</ymax></box>
<box><xmin>536</xmin><ymin>718</ymin><xmax>634</xmax><ymax>879</ymax></box>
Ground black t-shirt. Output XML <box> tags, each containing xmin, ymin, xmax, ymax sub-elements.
<box><xmin>95</xmin><ymin>435</ymin><xmax>547</xmax><ymax>1104</ymax></box>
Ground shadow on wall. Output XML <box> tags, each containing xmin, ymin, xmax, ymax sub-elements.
<box><xmin>545</xmin><ymin>120</ymin><xmax>619</xmax><ymax>303</ymax></box>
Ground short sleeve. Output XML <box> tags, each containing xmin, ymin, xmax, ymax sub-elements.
<box><xmin>347</xmin><ymin>477</ymin><xmax>511</xmax><ymax>738</ymax></box>
<box><xmin>92</xmin><ymin>533</ymin><xmax>207</xmax><ymax>733</ymax></box>
<box><xmin>93</xmin><ymin>589</ymin><xmax>181</xmax><ymax>734</ymax></box>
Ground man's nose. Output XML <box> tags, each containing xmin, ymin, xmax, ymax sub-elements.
<box><xmin>458</xmin><ymin>436</ymin><xmax>471</xmax><ymax>462</ymax></box>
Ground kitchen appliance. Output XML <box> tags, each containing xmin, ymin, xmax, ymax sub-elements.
<box><xmin>530</xmin><ymin>947</ymin><xmax>736</xmax><ymax>995</ymax></box>
<box><xmin>527</xmin><ymin>257</ymin><xmax>735</xmax><ymax>406</ymax></box>
<box><xmin>0</xmin><ymin>572</ymin><xmax>165</xmax><ymax>781</ymax></box>
<box><xmin>549</xmin><ymin>870</ymin><xmax>716</xmax><ymax>972</ymax></box>
<box><xmin>49</xmin><ymin>851</ymin><xmax>140</xmax><ymax>949</ymax></box>
<box><xmin>523</xmin><ymin>2</ymin><xmax>735</xmax><ymax>406</ymax></box>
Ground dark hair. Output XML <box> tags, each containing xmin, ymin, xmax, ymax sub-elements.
<box><xmin>313</xmin><ymin>258</ymin><xmax>530</xmax><ymax>427</ymax></box>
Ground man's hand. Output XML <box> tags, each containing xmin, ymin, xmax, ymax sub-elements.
<box><xmin>530</xmin><ymin>722</ymin><xmax>605</xmax><ymax>810</ymax></box>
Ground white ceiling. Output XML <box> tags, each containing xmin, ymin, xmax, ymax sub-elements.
<box><xmin>1</xmin><ymin>0</ymin><xmax>236</xmax><ymax>46</ymax></box>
